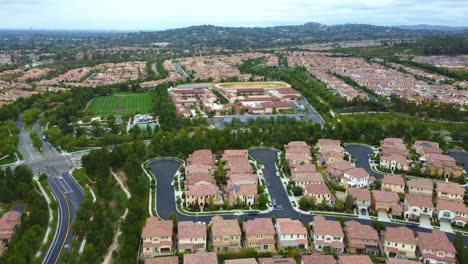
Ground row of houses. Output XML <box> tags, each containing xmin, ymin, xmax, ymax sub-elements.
<box><xmin>141</xmin><ymin>215</ymin><xmax>457</xmax><ymax>264</ymax></box>
<box><xmin>183</xmin><ymin>149</ymin><xmax>259</xmax><ymax>209</ymax></box>
<box><xmin>145</xmin><ymin>253</ymin><xmax>392</xmax><ymax>264</ymax></box>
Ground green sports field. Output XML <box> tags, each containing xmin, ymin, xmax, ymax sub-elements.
<box><xmin>86</xmin><ymin>93</ymin><xmax>153</xmax><ymax>116</ymax></box>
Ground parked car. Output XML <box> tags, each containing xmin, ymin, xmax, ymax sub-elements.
<box><xmin>58</xmin><ymin>176</ymin><xmax>63</xmax><ymax>180</ymax></box>
<box><xmin>171</xmin><ymin>181</ymin><xmax>174</xmax><ymax>187</ymax></box>
<box><xmin>234</xmin><ymin>211</ymin><xmax>244</xmax><ymax>216</ymax></box>
<box><xmin>272</xmin><ymin>199</ymin><xmax>277</xmax><ymax>207</ymax></box>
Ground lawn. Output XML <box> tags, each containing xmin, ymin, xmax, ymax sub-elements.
<box><xmin>86</xmin><ymin>93</ymin><xmax>153</xmax><ymax>116</ymax></box>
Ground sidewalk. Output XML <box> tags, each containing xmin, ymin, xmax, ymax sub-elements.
<box><xmin>34</xmin><ymin>178</ymin><xmax>54</xmax><ymax>258</ymax></box>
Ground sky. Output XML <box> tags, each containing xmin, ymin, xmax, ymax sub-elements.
<box><xmin>0</xmin><ymin>0</ymin><xmax>467</xmax><ymax>30</ymax></box>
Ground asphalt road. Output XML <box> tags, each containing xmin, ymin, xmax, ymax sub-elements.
<box><xmin>448</xmin><ymin>150</ymin><xmax>468</xmax><ymax>172</ymax></box>
<box><xmin>44</xmin><ymin>167</ymin><xmax>84</xmax><ymax>264</ymax></box>
<box><xmin>344</xmin><ymin>144</ymin><xmax>384</xmax><ymax>179</ymax></box>
<box><xmin>149</xmin><ymin>148</ymin><xmax>468</xmax><ymax>245</ymax></box>
<box><xmin>14</xmin><ymin>121</ymin><xmax>85</xmax><ymax>264</ymax></box>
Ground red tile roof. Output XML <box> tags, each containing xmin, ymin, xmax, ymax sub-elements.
<box><xmin>313</xmin><ymin>216</ymin><xmax>344</xmax><ymax>237</ymax></box>
<box><xmin>383</xmin><ymin>226</ymin><xmax>416</xmax><ymax>245</ymax></box>
<box><xmin>243</xmin><ymin>218</ymin><xmax>275</xmax><ymax>236</ymax></box>
<box><xmin>338</xmin><ymin>255</ymin><xmax>373</xmax><ymax>264</ymax></box>
<box><xmin>406</xmin><ymin>193</ymin><xmax>434</xmax><ymax>209</ymax></box>
<box><xmin>144</xmin><ymin>256</ymin><xmax>179</xmax><ymax>264</ymax></box>
<box><xmin>301</xmin><ymin>254</ymin><xmax>336</xmax><ymax>264</ymax></box>
<box><xmin>417</xmin><ymin>230</ymin><xmax>456</xmax><ymax>253</ymax></box>
<box><xmin>141</xmin><ymin>217</ymin><xmax>173</xmax><ymax>238</ymax></box>
<box><xmin>178</xmin><ymin>221</ymin><xmax>206</xmax><ymax>240</ymax></box>
<box><xmin>184</xmin><ymin>252</ymin><xmax>218</xmax><ymax>264</ymax></box>
<box><xmin>382</xmin><ymin>174</ymin><xmax>405</xmax><ymax>186</ymax></box>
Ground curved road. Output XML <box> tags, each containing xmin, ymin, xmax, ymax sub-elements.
<box><xmin>344</xmin><ymin>144</ymin><xmax>384</xmax><ymax>179</ymax></box>
<box><xmin>149</xmin><ymin>148</ymin><xmax>468</xmax><ymax>245</ymax></box>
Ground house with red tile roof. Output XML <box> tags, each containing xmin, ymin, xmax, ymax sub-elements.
<box><xmin>437</xmin><ymin>198</ymin><xmax>468</xmax><ymax>227</ymax></box>
<box><xmin>381</xmin><ymin>226</ymin><xmax>417</xmax><ymax>259</ymax></box>
<box><xmin>347</xmin><ymin>188</ymin><xmax>371</xmax><ymax>215</ymax></box>
<box><xmin>291</xmin><ymin>164</ymin><xmax>317</xmax><ymax>176</ymax></box>
<box><xmin>301</xmin><ymin>254</ymin><xmax>336</xmax><ymax>264</ymax></box>
<box><xmin>185</xmin><ymin>184</ymin><xmax>223</xmax><ymax>208</ymax></box>
<box><xmin>141</xmin><ymin>218</ymin><xmax>174</xmax><ymax>257</ymax></box>
<box><xmin>316</xmin><ymin>139</ymin><xmax>341</xmax><ymax>152</ymax></box>
<box><xmin>0</xmin><ymin>210</ymin><xmax>22</xmax><ymax>254</ymax></box>
<box><xmin>385</xmin><ymin>259</ymin><xmax>420</xmax><ymax>264</ymax></box>
<box><xmin>342</xmin><ymin>168</ymin><xmax>369</xmax><ymax>188</ymax></box>
<box><xmin>243</xmin><ymin>218</ymin><xmax>276</xmax><ymax>252</ymax></box>
<box><xmin>381</xmin><ymin>174</ymin><xmax>406</xmax><ymax>193</ymax></box>
<box><xmin>185</xmin><ymin>173</ymin><xmax>216</xmax><ymax>186</ymax></box>
<box><xmin>312</xmin><ymin>216</ymin><xmax>344</xmax><ymax>253</ymax></box>
<box><xmin>407</xmin><ymin>178</ymin><xmax>433</xmax><ymax>196</ymax></box>
<box><xmin>293</xmin><ymin>172</ymin><xmax>324</xmax><ymax>187</ymax></box>
<box><xmin>187</xmin><ymin>149</ymin><xmax>215</xmax><ymax>166</ymax></box>
<box><xmin>344</xmin><ymin>220</ymin><xmax>379</xmax><ymax>254</ymax></box>
<box><xmin>412</xmin><ymin>140</ymin><xmax>439</xmax><ymax>155</ymax></box>
<box><xmin>436</xmin><ymin>182</ymin><xmax>464</xmax><ymax>203</ymax></box>
<box><xmin>144</xmin><ymin>256</ymin><xmax>178</xmax><ymax>264</ymax></box>
<box><xmin>404</xmin><ymin>194</ymin><xmax>434</xmax><ymax>220</ymax></box>
<box><xmin>426</xmin><ymin>154</ymin><xmax>463</xmax><ymax>178</ymax></box>
<box><xmin>210</xmin><ymin>216</ymin><xmax>242</xmax><ymax>252</ymax></box>
<box><xmin>177</xmin><ymin>221</ymin><xmax>207</xmax><ymax>252</ymax></box>
<box><xmin>304</xmin><ymin>183</ymin><xmax>335</xmax><ymax>205</ymax></box>
<box><xmin>258</xmin><ymin>258</ymin><xmax>296</xmax><ymax>264</ymax></box>
<box><xmin>417</xmin><ymin>230</ymin><xmax>457</xmax><ymax>264</ymax></box>
<box><xmin>326</xmin><ymin>160</ymin><xmax>354</xmax><ymax>181</ymax></box>
<box><xmin>380</xmin><ymin>153</ymin><xmax>410</xmax><ymax>172</ymax></box>
<box><xmin>275</xmin><ymin>218</ymin><xmax>308</xmax><ymax>250</ymax></box>
<box><xmin>338</xmin><ymin>255</ymin><xmax>373</xmax><ymax>264</ymax></box>
<box><xmin>227</xmin><ymin>184</ymin><xmax>257</xmax><ymax>206</ymax></box>
<box><xmin>184</xmin><ymin>252</ymin><xmax>218</xmax><ymax>264</ymax></box>
<box><xmin>372</xmin><ymin>190</ymin><xmax>401</xmax><ymax>215</ymax></box>
<box><xmin>185</xmin><ymin>163</ymin><xmax>212</xmax><ymax>177</ymax></box>
<box><xmin>225</xmin><ymin>259</ymin><xmax>258</xmax><ymax>264</ymax></box>
<box><xmin>318</xmin><ymin>145</ymin><xmax>345</xmax><ymax>166</ymax></box>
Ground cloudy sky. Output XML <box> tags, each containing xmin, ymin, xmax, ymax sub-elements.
<box><xmin>0</xmin><ymin>0</ymin><xmax>466</xmax><ymax>30</ymax></box>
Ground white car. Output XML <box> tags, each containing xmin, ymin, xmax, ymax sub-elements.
<box><xmin>58</xmin><ymin>176</ymin><xmax>63</xmax><ymax>180</ymax></box>
<box><xmin>276</xmin><ymin>172</ymin><xmax>280</xmax><ymax>176</ymax></box>
<box><xmin>234</xmin><ymin>211</ymin><xmax>244</xmax><ymax>216</ymax></box>
<box><xmin>171</xmin><ymin>181</ymin><xmax>174</xmax><ymax>187</ymax></box>
<box><xmin>261</xmin><ymin>165</ymin><xmax>265</xmax><ymax>169</ymax></box>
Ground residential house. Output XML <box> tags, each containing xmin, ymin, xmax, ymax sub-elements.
<box><xmin>275</xmin><ymin>218</ymin><xmax>308</xmax><ymax>250</ymax></box>
<box><xmin>319</xmin><ymin>145</ymin><xmax>345</xmax><ymax>165</ymax></box>
<box><xmin>258</xmin><ymin>258</ymin><xmax>296</xmax><ymax>264</ymax></box>
<box><xmin>243</xmin><ymin>218</ymin><xmax>276</xmax><ymax>252</ymax></box>
<box><xmin>304</xmin><ymin>183</ymin><xmax>335</xmax><ymax>205</ymax></box>
<box><xmin>436</xmin><ymin>182</ymin><xmax>464</xmax><ymax>203</ymax></box>
<box><xmin>344</xmin><ymin>220</ymin><xmax>379</xmax><ymax>254</ymax></box>
<box><xmin>381</xmin><ymin>174</ymin><xmax>406</xmax><ymax>193</ymax></box>
<box><xmin>385</xmin><ymin>259</ymin><xmax>420</xmax><ymax>264</ymax></box>
<box><xmin>144</xmin><ymin>256</ymin><xmax>178</xmax><ymax>264</ymax></box>
<box><xmin>228</xmin><ymin>184</ymin><xmax>257</xmax><ymax>206</ymax></box>
<box><xmin>293</xmin><ymin>172</ymin><xmax>324</xmax><ymax>187</ymax></box>
<box><xmin>312</xmin><ymin>216</ymin><xmax>344</xmax><ymax>253</ymax></box>
<box><xmin>225</xmin><ymin>259</ymin><xmax>258</xmax><ymax>264</ymax></box>
<box><xmin>301</xmin><ymin>254</ymin><xmax>336</xmax><ymax>264</ymax></box>
<box><xmin>184</xmin><ymin>252</ymin><xmax>218</xmax><ymax>264</ymax></box>
<box><xmin>412</xmin><ymin>140</ymin><xmax>440</xmax><ymax>156</ymax></box>
<box><xmin>141</xmin><ymin>218</ymin><xmax>174</xmax><ymax>257</ymax></box>
<box><xmin>177</xmin><ymin>221</ymin><xmax>207</xmax><ymax>252</ymax></box>
<box><xmin>372</xmin><ymin>190</ymin><xmax>401</xmax><ymax>216</ymax></box>
<box><xmin>407</xmin><ymin>179</ymin><xmax>433</xmax><ymax>196</ymax></box>
<box><xmin>0</xmin><ymin>210</ymin><xmax>22</xmax><ymax>254</ymax></box>
<box><xmin>338</xmin><ymin>255</ymin><xmax>373</xmax><ymax>264</ymax></box>
<box><xmin>316</xmin><ymin>139</ymin><xmax>341</xmax><ymax>152</ymax></box>
<box><xmin>291</xmin><ymin>164</ymin><xmax>317</xmax><ymax>177</ymax></box>
<box><xmin>404</xmin><ymin>194</ymin><xmax>434</xmax><ymax>220</ymax></box>
<box><xmin>380</xmin><ymin>153</ymin><xmax>409</xmax><ymax>172</ymax></box>
<box><xmin>437</xmin><ymin>198</ymin><xmax>468</xmax><ymax>227</ymax></box>
<box><xmin>185</xmin><ymin>163</ymin><xmax>212</xmax><ymax>177</ymax></box>
<box><xmin>187</xmin><ymin>149</ymin><xmax>216</xmax><ymax>166</ymax></box>
<box><xmin>381</xmin><ymin>226</ymin><xmax>417</xmax><ymax>259</ymax></box>
<box><xmin>185</xmin><ymin>184</ymin><xmax>222</xmax><ymax>208</ymax></box>
<box><xmin>326</xmin><ymin>161</ymin><xmax>354</xmax><ymax>181</ymax></box>
<box><xmin>417</xmin><ymin>230</ymin><xmax>457</xmax><ymax>264</ymax></box>
<box><xmin>342</xmin><ymin>168</ymin><xmax>369</xmax><ymax>188</ymax></box>
<box><xmin>426</xmin><ymin>154</ymin><xmax>463</xmax><ymax>178</ymax></box>
<box><xmin>347</xmin><ymin>188</ymin><xmax>371</xmax><ymax>216</ymax></box>
<box><xmin>210</xmin><ymin>216</ymin><xmax>242</xmax><ymax>252</ymax></box>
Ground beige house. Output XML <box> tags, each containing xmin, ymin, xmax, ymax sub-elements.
<box><xmin>344</xmin><ymin>220</ymin><xmax>379</xmax><ymax>254</ymax></box>
<box><xmin>381</xmin><ymin>174</ymin><xmax>405</xmax><ymax>193</ymax></box>
<box><xmin>243</xmin><ymin>218</ymin><xmax>276</xmax><ymax>252</ymax></box>
<box><xmin>185</xmin><ymin>184</ymin><xmax>222</xmax><ymax>208</ymax></box>
<box><xmin>210</xmin><ymin>216</ymin><xmax>242</xmax><ymax>252</ymax></box>
<box><xmin>436</xmin><ymin>182</ymin><xmax>465</xmax><ymax>203</ymax></box>
<box><xmin>184</xmin><ymin>252</ymin><xmax>218</xmax><ymax>264</ymax></box>
<box><xmin>312</xmin><ymin>216</ymin><xmax>344</xmax><ymax>253</ymax></box>
<box><xmin>304</xmin><ymin>183</ymin><xmax>334</xmax><ymax>205</ymax></box>
<box><xmin>404</xmin><ymin>194</ymin><xmax>434</xmax><ymax>220</ymax></box>
<box><xmin>141</xmin><ymin>217</ymin><xmax>174</xmax><ymax>257</ymax></box>
<box><xmin>0</xmin><ymin>210</ymin><xmax>22</xmax><ymax>255</ymax></box>
<box><xmin>177</xmin><ymin>221</ymin><xmax>207</xmax><ymax>252</ymax></box>
<box><xmin>417</xmin><ymin>230</ymin><xmax>457</xmax><ymax>264</ymax></box>
<box><xmin>275</xmin><ymin>218</ymin><xmax>308</xmax><ymax>250</ymax></box>
<box><xmin>372</xmin><ymin>190</ymin><xmax>401</xmax><ymax>214</ymax></box>
<box><xmin>407</xmin><ymin>178</ymin><xmax>433</xmax><ymax>196</ymax></box>
<box><xmin>381</xmin><ymin>227</ymin><xmax>417</xmax><ymax>259</ymax></box>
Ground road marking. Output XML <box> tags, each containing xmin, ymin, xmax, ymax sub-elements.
<box><xmin>58</xmin><ymin>177</ymin><xmax>73</xmax><ymax>194</ymax></box>
<box><xmin>50</xmin><ymin>176</ymin><xmax>72</xmax><ymax>264</ymax></box>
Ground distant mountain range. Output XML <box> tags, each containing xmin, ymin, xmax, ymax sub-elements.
<box><xmin>396</xmin><ymin>24</ymin><xmax>467</xmax><ymax>32</ymax></box>
<box><xmin>115</xmin><ymin>22</ymin><xmax>459</xmax><ymax>48</ymax></box>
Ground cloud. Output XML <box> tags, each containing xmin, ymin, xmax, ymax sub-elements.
<box><xmin>0</xmin><ymin>0</ymin><xmax>466</xmax><ymax>30</ymax></box>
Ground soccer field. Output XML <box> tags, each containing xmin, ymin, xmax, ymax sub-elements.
<box><xmin>86</xmin><ymin>93</ymin><xmax>153</xmax><ymax>116</ymax></box>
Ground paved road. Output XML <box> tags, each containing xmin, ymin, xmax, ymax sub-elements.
<box><xmin>344</xmin><ymin>144</ymin><xmax>384</xmax><ymax>179</ymax></box>
<box><xmin>174</xmin><ymin>63</ymin><xmax>189</xmax><ymax>79</ymax></box>
<box><xmin>448</xmin><ymin>150</ymin><xmax>468</xmax><ymax>172</ymax></box>
<box><xmin>43</xmin><ymin>168</ymin><xmax>83</xmax><ymax>264</ymax></box>
<box><xmin>149</xmin><ymin>148</ymin><xmax>468</xmax><ymax>245</ymax></box>
<box><xmin>150</xmin><ymin>63</ymin><xmax>159</xmax><ymax>77</ymax></box>
<box><xmin>14</xmin><ymin>121</ymin><xmax>85</xmax><ymax>264</ymax></box>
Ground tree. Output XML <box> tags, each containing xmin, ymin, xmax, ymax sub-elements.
<box><xmin>372</xmin><ymin>220</ymin><xmax>386</xmax><ymax>233</ymax></box>
<box><xmin>344</xmin><ymin>195</ymin><xmax>355</xmax><ymax>212</ymax></box>
<box><xmin>208</xmin><ymin>196</ymin><xmax>215</xmax><ymax>211</ymax></box>
<box><xmin>454</xmin><ymin>232</ymin><xmax>465</xmax><ymax>264</ymax></box>
<box><xmin>292</xmin><ymin>186</ymin><xmax>303</xmax><ymax>196</ymax></box>
<box><xmin>257</xmin><ymin>193</ymin><xmax>268</xmax><ymax>210</ymax></box>
<box><xmin>29</xmin><ymin>131</ymin><xmax>43</xmax><ymax>151</ymax></box>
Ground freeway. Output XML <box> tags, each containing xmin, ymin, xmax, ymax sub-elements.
<box><xmin>148</xmin><ymin>148</ymin><xmax>468</xmax><ymax>245</ymax></box>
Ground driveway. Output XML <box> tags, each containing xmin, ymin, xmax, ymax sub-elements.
<box><xmin>378</xmin><ymin>211</ymin><xmax>391</xmax><ymax>222</ymax></box>
<box><xmin>440</xmin><ymin>220</ymin><xmax>454</xmax><ymax>233</ymax></box>
<box><xmin>419</xmin><ymin>215</ymin><xmax>432</xmax><ymax>229</ymax></box>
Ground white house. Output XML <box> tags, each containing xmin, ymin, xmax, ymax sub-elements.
<box><xmin>342</xmin><ymin>168</ymin><xmax>369</xmax><ymax>188</ymax></box>
<box><xmin>437</xmin><ymin>198</ymin><xmax>468</xmax><ymax>227</ymax></box>
<box><xmin>404</xmin><ymin>194</ymin><xmax>434</xmax><ymax>220</ymax></box>
<box><xmin>275</xmin><ymin>218</ymin><xmax>308</xmax><ymax>250</ymax></box>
